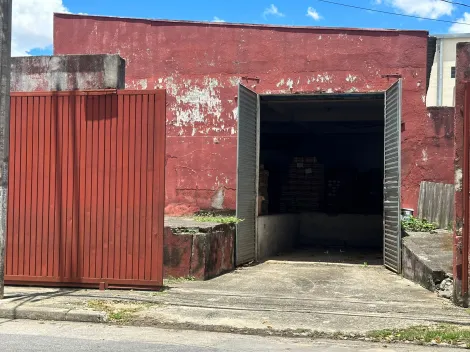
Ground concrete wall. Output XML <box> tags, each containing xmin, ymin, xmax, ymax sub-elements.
<box><xmin>54</xmin><ymin>14</ymin><xmax>448</xmax><ymax>214</ymax></box>
<box><xmin>427</xmin><ymin>36</ymin><xmax>470</xmax><ymax>107</ymax></box>
<box><xmin>299</xmin><ymin>212</ymin><xmax>383</xmax><ymax>248</ymax></box>
<box><xmin>11</xmin><ymin>54</ymin><xmax>125</xmax><ymax>92</ymax></box>
<box><xmin>164</xmin><ymin>224</ymin><xmax>235</xmax><ymax>280</ymax></box>
<box><xmin>257</xmin><ymin>214</ymin><xmax>299</xmax><ymax>260</ymax></box>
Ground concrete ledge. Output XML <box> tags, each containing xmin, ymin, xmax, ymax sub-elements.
<box><xmin>11</xmin><ymin>54</ymin><xmax>125</xmax><ymax>92</ymax></box>
<box><xmin>66</xmin><ymin>309</ymin><xmax>107</xmax><ymax>323</ymax></box>
<box><xmin>402</xmin><ymin>231</ymin><xmax>452</xmax><ymax>291</ymax></box>
<box><xmin>0</xmin><ymin>305</ymin><xmax>106</xmax><ymax>323</ymax></box>
<box><xmin>163</xmin><ymin>218</ymin><xmax>235</xmax><ymax>280</ymax></box>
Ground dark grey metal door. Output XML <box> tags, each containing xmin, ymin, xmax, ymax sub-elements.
<box><xmin>383</xmin><ymin>80</ymin><xmax>402</xmax><ymax>273</ymax></box>
<box><xmin>236</xmin><ymin>84</ymin><xmax>259</xmax><ymax>265</ymax></box>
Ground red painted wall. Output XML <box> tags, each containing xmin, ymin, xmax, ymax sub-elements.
<box><xmin>53</xmin><ymin>14</ymin><xmax>451</xmax><ymax>214</ymax></box>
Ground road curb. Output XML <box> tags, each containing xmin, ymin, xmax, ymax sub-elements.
<box><xmin>0</xmin><ymin>305</ymin><xmax>107</xmax><ymax>323</ymax></box>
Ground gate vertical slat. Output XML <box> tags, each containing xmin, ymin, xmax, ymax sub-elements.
<box><xmin>139</xmin><ymin>95</ymin><xmax>149</xmax><ymax>281</ymax></box>
<box><xmin>31</xmin><ymin>96</ymin><xmax>39</xmax><ymax>277</ymax></box>
<box><xmin>145</xmin><ymin>94</ymin><xmax>154</xmax><ymax>281</ymax></box>
<box><xmin>6</xmin><ymin>97</ymin><xmax>16</xmax><ymax>276</ymax></box>
<box><xmin>25</xmin><ymin>96</ymin><xmax>34</xmax><ymax>276</ymax></box>
<box><xmin>108</xmin><ymin>94</ymin><xmax>118</xmax><ymax>279</ymax></box>
<box><xmin>121</xmin><ymin>94</ymin><xmax>130</xmax><ymax>279</ymax></box>
<box><xmin>127</xmin><ymin>94</ymin><xmax>136</xmax><ymax>280</ymax></box>
<box><xmin>152</xmin><ymin>91</ymin><xmax>165</xmax><ymax>283</ymax></box>
<box><xmin>96</xmin><ymin>94</ymin><xmax>105</xmax><ymax>279</ymax></box>
<box><xmin>78</xmin><ymin>95</ymin><xmax>85</xmax><ymax>279</ymax></box>
<box><xmin>12</xmin><ymin>97</ymin><xmax>21</xmax><ymax>276</ymax></box>
<box><xmin>37</xmin><ymin>97</ymin><xmax>46</xmax><ymax>277</ymax></box>
<box><xmin>136</xmin><ymin>94</ymin><xmax>145</xmax><ymax>281</ymax></box>
<box><xmin>49</xmin><ymin>95</ymin><xmax>58</xmax><ymax>278</ymax></box>
<box><xmin>71</xmin><ymin>95</ymin><xmax>80</xmax><ymax>280</ymax></box>
<box><xmin>102</xmin><ymin>94</ymin><xmax>112</xmax><ymax>280</ymax></box>
<box><xmin>18</xmin><ymin>96</ymin><xmax>27</xmax><ymax>276</ymax></box>
<box><xmin>114</xmin><ymin>94</ymin><xmax>124</xmax><ymax>279</ymax></box>
<box><xmin>133</xmin><ymin>94</ymin><xmax>142</xmax><ymax>280</ymax></box>
<box><xmin>61</xmin><ymin>95</ymin><xmax>68</xmax><ymax>279</ymax></box>
<box><xmin>42</xmin><ymin>97</ymin><xmax>51</xmax><ymax>277</ymax></box>
<box><xmin>83</xmin><ymin>96</ymin><xmax>92</xmax><ymax>278</ymax></box>
<box><xmin>56</xmin><ymin>95</ymin><xmax>63</xmax><ymax>278</ymax></box>
<box><xmin>65</xmin><ymin>94</ymin><xmax>73</xmax><ymax>279</ymax></box>
<box><xmin>89</xmin><ymin>96</ymin><xmax>98</xmax><ymax>278</ymax></box>
<box><xmin>150</xmin><ymin>93</ymin><xmax>159</xmax><ymax>281</ymax></box>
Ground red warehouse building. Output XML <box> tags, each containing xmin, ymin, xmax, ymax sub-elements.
<box><xmin>53</xmin><ymin>14</ymin><xmax>453</xmax><ymax>272</ymax></box>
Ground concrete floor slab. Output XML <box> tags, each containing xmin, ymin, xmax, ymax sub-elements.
<box><xmin>3</xmin><ymin>260</ymin><xmax>470</xmax><ymax>335</ymax></box>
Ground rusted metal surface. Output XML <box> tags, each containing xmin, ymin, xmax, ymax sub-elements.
<box><xmin>5</xmin><ymin>90</ymin><xmax>165</xmax><ymax>289</ymax></box>
<box><xmin>463</xmin><ymin>83</ymin><xmax>470</xmax><ymax>296</ymax></box>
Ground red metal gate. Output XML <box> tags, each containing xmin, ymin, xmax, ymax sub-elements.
<box><xmin>4</xmin><ymin>90</ymin><xmax>165</xmax><ymax>289</ymax></box>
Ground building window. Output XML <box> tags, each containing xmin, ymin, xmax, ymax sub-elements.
<box><xmin>451</xmin><ymin>67</ymin><xmax>456</xmax><ymax>78</ymax></box>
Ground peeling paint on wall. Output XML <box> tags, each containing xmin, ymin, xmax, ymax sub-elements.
<box><xmin>230</xmin><ymin>76</ymin><xmax>241</xmax><ymax>87</ymax></box>
<box><xmin>211</xmin><ymin>187</ymin><xmax>225</xmax><ymax>209</ymax></box>
<box><xmin>137</xmin><ymin>79</ymin><xmax>147</xmax><ymax>89</ymax></box>
<box><xmin>164</xmin><ymin>76</ymin><xmax>223</xmax><ymax>127</ymax></box>
<box><xmin>455</xmin><ymin>168</ymin><xmax>463</xmax><ymax>192</ymax></box>
<box><xmin>232</xmin><ymin>107</ymin><xmax>238</xmax><ymax>120</ymax></box>
<box><xmin>54</xmin><ymin>15</ymin><xmax>435</xmax><ymax>212</ymax></box>
<box><xmin>286</xmin><ymin>78</ymin><xmax>294</xmax><ymax>89</ymax></box>
<box><xmin>421</xmin><ymin>149</ymin><xmax>428</xmax><ymax>163</ymax></box>
<box><xmin>346</xmin><ymin>74</ymin><xmax>357</xmax><ymax>83</ymax></box>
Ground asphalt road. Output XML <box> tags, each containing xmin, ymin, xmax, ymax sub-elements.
<box><xmin>0</xmin><ymin>319</ymin><xmax>465</xmax><ymax>352</ymax></box>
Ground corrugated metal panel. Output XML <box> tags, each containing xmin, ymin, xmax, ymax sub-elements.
<box><xmin>5</xmin><ymin>90</ymin><xmax>166</xmax><ymax>289</ymax></box>
<box><xmin>236</xmin><ymin>84</ymin><xmax>259</xmax><ymax>265</ymax></box>
<box><xmin>383</xmin><ymin>80</ymin><xmax>402</xmax><ymax>273</ymax></box>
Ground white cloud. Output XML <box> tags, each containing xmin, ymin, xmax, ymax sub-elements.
<box><xmin>12</xmin><ymin>0</ymin><xmax>70</xmax><ymax>56</ymax></box>
<box><xmin>263</xmin><ymin>4</ymin><xmax>285</xmax><ymax>18</ymax></box>
<box><xmin>306</xmin><ymin>7</ymin><xmax>322</xmax><ymax>21</ymax></box>
<box><xmin>212</xmin><ymin>16</ymin><xmax>225</xmax><ymax>23</ymax></box>
<box><xmin>381</xmin><ymin>0</ymin><xmax>453</xmax><ymax>19</ymax></box>
<box><xmin>449</xmin><ymin>12</ymin><xmax>470</xmax><ymax>33</ymax></box>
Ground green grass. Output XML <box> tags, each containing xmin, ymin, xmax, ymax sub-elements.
<box><xmin>87</xmin><ymin>299</ymin><xmax>146</xmax><ymax>323</ymax></box>
<box><xmin>165</xmin><ymin>276</ymin><xmax>196</xmax><ymax>284</ymax></box>
<box><xmin>193</xmin><ymin>213</ymin><xmax>242</xmax><ymax>224</ymax></box>
<box><xmin>368</xmin><ymin>325</ymin><xmax>470</xmax><ymax>346</ymax></box>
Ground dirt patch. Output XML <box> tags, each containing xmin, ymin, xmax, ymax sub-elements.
<box><xmin>87</xmin><ymin>299</ymin><xmax>157</xmax><ymax>323</ymax></box>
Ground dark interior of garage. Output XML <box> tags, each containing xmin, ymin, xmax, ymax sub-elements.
<box><xmin>258</xmin><ymin>94</ymin><xmax>385</xmax><ymax>263</ymax></box>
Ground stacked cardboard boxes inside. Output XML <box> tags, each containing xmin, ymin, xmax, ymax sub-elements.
<box><xmin>325</xmin><ymin>168</ymin><xmax>356</xmax><ymax>213</ymax></box>
<box><xmin>280</xmin><ymin>157</ymin><xmax>324</xmax><ymax>213</ymax></box>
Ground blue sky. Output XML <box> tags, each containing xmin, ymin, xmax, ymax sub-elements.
<box><xmin>15</xmin><ymin>0</ymin><xmax>470</xmax><ymax>56</ymax></box>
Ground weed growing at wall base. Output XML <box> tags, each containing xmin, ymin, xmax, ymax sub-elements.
<box><xmin>193</xmin><ymin>213</ymin><xmax>243</xmax><ymax>224</ymax></box>
<box><xmin>402</xmin><ymin>216</ymin><xmax>438</xmax><ymax>232</ymax></box>
<box><xmin>368</xmin><ymin>325</ymin><xmax>470</xmax><ymax>347</ymax></box>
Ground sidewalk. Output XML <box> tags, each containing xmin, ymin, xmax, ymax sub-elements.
<box><xmin>2</xmin><ymin>261</ymin><xmax>470</xmax><ymax>337</ymax></box>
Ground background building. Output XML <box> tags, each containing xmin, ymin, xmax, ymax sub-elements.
<box><xmin>426</xmin><ymin>33</ymin><xmax>470</xmax><ymax>107</ymax></box>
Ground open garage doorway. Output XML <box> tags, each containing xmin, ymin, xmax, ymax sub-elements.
<box><xmin>236</xmin><ymin>83</ymin><xmax>402</xmax><ymax>273</ymax></box>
